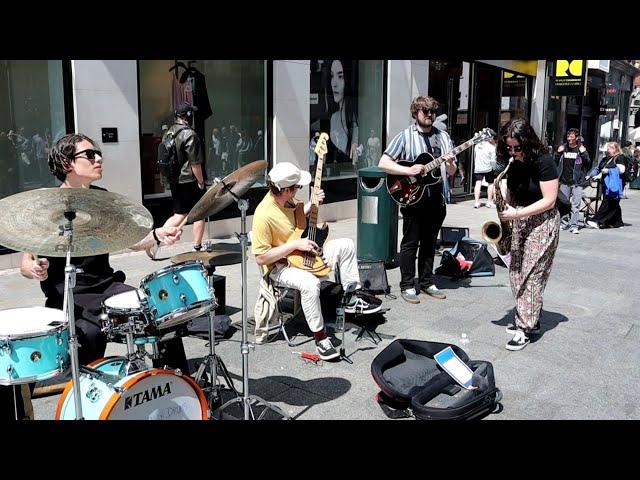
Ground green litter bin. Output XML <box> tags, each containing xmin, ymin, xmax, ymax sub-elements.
<box><xmin>357</xmin><ymin>166</ymin><xmax>398</xmax><ymax>266</ymax></box>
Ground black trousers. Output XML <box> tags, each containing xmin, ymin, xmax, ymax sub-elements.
<box><xmin>0</xmin><ymin>384</ymin><xmax>33</xmax><ymax>420</ymax></box>
<box><xmin>46</xmin><ymin>282</ymin><xmax>190</xmax><ymax>374</ymax></box>
<box><xmin>591</xmin><ymin>195</ymin><xmax>623</xmax><ymax>228</ymax></box>
<box><xmin>399</xmin><ymin>191</ymin><xmax>446</xmax><ymax>291</ymax></box>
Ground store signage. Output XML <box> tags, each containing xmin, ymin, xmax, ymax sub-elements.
<box><xmin>550</xmin><ymin>60</ymin><xmax>587</xmax><ymax>96</ymax></box>
<box><xmin>502</xmin><ymin>72</ymin><xmax>526</xmax><ymax>97</ymax></box>
<box><xmin>599</xmin><ymin>105</ymin><xmax>617</xmax><ymax>115</ymax></box>
<box><xmin>101</xmin><ymin>128</ymin><xmax>118</xmax><ymax>143</ymax></box>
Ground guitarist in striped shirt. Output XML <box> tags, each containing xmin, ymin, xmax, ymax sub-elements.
<box><xmin>252</xmin><ymin>162</ymin><xmax>381</xmax><ymax>361</ymax></box>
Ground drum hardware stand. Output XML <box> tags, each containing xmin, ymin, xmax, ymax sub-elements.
<box><xmin>216</xmin><ymin>180</ymin><xmax>291</xmax><ymax>420</ymax></box>
<box><xmin>60</xmin><ymin>210</ymin><xmax>84</xmax><ymax>420</ymax></box>
<box><xmin>193</xmin><ymin>264</ymin><xmax>239</xmax><ymax>414</ymax></box>
<box><xmin>336</xmin><ymin>282</ymin><xmax>359</xmax><ymax>364</ymax></box>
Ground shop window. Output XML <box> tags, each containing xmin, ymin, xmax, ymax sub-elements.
<box><xmin>138</xmin><ymin>60</ymin><xmax>267</xmax><ymax>201</ymax></box>
<box><xmin>309</xmin><ymin>60</ymin><xmax>384</xmax><ymax>180</ymax></box>
<box><xmin>0</xmin><ymin>60</ymin><xmax>66</xmax><ymax>199</ymax></box>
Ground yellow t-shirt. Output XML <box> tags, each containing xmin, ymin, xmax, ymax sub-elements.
<box><xmin>251</xmin><ymin>193</ymin><xmax>299</xmax><ymax>260</ymax></box>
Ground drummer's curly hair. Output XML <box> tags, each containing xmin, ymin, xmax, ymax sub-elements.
<box><xmin>48</xmin><ymin>133</ymin><xmax>97</xmax><ymax>182</ymax></box>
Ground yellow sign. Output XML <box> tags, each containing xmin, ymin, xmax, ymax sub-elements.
<box><xmin>556</xmin><ymin>60</ymin><xmax>584</xmax><ymax>77</ymax></box>
<box><xmin>551</xmin><ymin>60</ymin><xmax>587</xmax><ymax>96</ymax></box>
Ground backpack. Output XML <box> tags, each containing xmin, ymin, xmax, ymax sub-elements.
<box><xmin>157</xmin><ymin>126</ymin><xmax>188</xmax><ymax>182</ymax></box>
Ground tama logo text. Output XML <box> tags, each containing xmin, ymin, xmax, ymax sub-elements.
<box><xmin>124</xmin><ymin>382</ymin><xmax>172</xmax><ymax>410</ymax></box>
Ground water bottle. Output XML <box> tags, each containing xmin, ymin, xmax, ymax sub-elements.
<box><xmin>460</xmin><ymin>332</ymin><xmax>470</xmax><ymax>347</ymax></box>
<box><xmin>335</xmin><ymin>305</ymin><xmax>345</xmax><ymax>332</ymax></box>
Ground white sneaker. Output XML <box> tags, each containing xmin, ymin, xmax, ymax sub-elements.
<box><xmin>569</xmin><ymin>227</ymin><xmax>579</xmax><ymax>234</ymax></box>
<box><xmin>586</xmin><ymin>220</ymin><xmax>599</xmax><ymax>229</ymax></box>
<box><xmin>485</xmin><ymin>202</ymin><xmax>495</xmax><ymax>208</ymax></box>
<box><xmin>474</xmin><ymin>202</ymin><xmax>481</xmax><ymax>209</ymax></box>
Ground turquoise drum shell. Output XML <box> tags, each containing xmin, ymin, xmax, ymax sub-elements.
<box><xmin>55</xmin><ymin>357</ymin><xmax>208</xmax><ymax>420</ymax></box>
<box><xmin>0</xmin><ymin>308</ymin><xmax>70</xmax><ymax>386</ymax></box>
<box><xmin>140</xmin><ymin>261</ymin><xmax>215</xmax><ymax>330</ymax></box>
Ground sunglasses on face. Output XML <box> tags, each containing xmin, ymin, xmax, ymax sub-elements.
<box><xmin>421</xmin><ymin>108</ymin><xmax>437</xmax><ymax>116</ymax></box>
<box><xmin>72</xmin><ymin>148</ymin><xmax>102</xmax><ymax>162</ymax></box>
<box><xmin>506</xmin><ymin>145</ymin><xmax>523</xmax><ymax>153</ymax></box>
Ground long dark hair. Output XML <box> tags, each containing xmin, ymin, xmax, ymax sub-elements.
<box><xmin>324</xmin><ymin>59</ymin><xmax>359</xmax><ymax>154</ymax></box>
<box><xmin>497</xmin><ymin>118</ymin><xmax>547</xmax><ymax>161</ymax></box>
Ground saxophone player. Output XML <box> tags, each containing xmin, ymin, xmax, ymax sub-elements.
<box><xmin>496</xmin><ymin>119</ymin><xmax>560</xmax><ymax>351</ymax></box>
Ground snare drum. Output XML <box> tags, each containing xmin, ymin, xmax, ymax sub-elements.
<box><xmin>55</xmin><ymin>356</ymin><xmax>209</xmax><ymax>420</ymax></box>
<box><xmin>140</xmin><ymin>260</ymin><xmax>216</xmax><ymax>330</ymax></box>
<box><xmin>0</xmin><ymin>307</ymin><xmax>69</xmax><ymax>385</ymax></box>
<box><xmin>102</xmin><ymin>290</ymin><xmax>154</xmax><ymax>339</ymax></box>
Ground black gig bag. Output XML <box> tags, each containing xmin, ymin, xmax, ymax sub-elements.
<box><xmin>371</xmin><ymin>339</ymin><xmax>501</xmax><ymax>420</ymax></box>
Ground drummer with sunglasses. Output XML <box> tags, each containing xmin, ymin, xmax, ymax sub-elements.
<box><xmin>19</xmin><ymin>134</ymin><xmax>188</xmax><ymax>374</ymax></box>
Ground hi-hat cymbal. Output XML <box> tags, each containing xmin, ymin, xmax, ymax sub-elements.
<box><xmin>0</xmin><ymin>188</ymin><xmax>153</xmax><ymax>257</ymax></box>
<box><xmin>187</xmin><ymin>160</ymin><xmax>267</xmax><ymax>223</ymax></box>
<box><xmin>171</xmin><ymin>250</ymin><xmax>242</xmax><ymax>267</ymax></box>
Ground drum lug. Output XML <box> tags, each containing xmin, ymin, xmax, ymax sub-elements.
<box><xmin>56</xmin><ymin>331</ymin><xmax>64</xmax><ymax>346</ymax></box>
<box><xmin>57</xmin><ymin>354</ymin><xmax>65</xmax><ymax>372</ymax></box>
<box><xmin>172</xmin><ymin>274</ymin><xmax>180</xmax><ymax>284</ymax></box>
<box><xmin>86</xmin><ymin>384</ymin><xmax>101</xmax><ymax>403</ymax></box>
<box><xmin>1</xmin><ymin>339</ymin><xmax>11</xmax><ymax>355</ymax></box>
<box><xmin>6</xmin><ymin>364</ymin><xmax>13</xmax><ymax>375</ymax></box>
<box><xmin>179</xmin><ymin>293</ymin><xmax>187</xmax><ymax>304</ymax></box>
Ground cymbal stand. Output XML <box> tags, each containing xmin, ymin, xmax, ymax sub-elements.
<box><xmin>217</xmin><ymin>181</ymin><xmax>291</xmax><ymax>420</ymax></box>
<box><xmin>60</xmin><ymin>211</ymin><xmax>84</xmax><ymax>420</ymax></box>
<box><xmin>194</xmin><ymin>264</ymin><xmax>239</xmax><ymax>414</ymax></box>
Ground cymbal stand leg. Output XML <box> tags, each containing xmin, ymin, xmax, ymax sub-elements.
<box><xmin>217</xmin><ymin>194</ymin><xmax>291</xmax><ymax>420</ymax></box>
<box><xmin>61</xmin><ymin>212</ymin><xmax>84</xmax><ymax>420</ymax></box>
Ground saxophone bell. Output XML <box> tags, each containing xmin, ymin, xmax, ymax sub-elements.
<box><xmin>481</xmin><ymin>220</ymin><xmax>502</xmax><ymax>245</ymax></box>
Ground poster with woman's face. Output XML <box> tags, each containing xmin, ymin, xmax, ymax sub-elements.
<box><xmin>310</xmin><ymin>59</ymin><xmax>359</xmax><ymax>172</ymax></box>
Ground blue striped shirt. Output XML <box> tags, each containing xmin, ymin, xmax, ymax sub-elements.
<box><xmin>384</xmin><ymin>124</ymin><xmax>456</xmax><ymax>200</ymax></box>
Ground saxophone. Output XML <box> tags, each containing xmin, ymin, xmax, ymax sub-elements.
<box><xmin>481</xmin><ymin>158</ymin><xmax>513</xmax><ymax>255</ymax></box>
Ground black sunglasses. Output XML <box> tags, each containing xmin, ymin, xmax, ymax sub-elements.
<box><xmin>506</xmin><ymin>145</ymin><xmax>523</xmax><ymax>152</ymax></box>
<box><xmin>421</xmin><ymin>108</ymin><xmax>437</xmax><ymax>116</ymax></box>
<box><xmin>72</xmin><ymin>149</ymin><xmax>102</xmax><ymax>161</ymax></box>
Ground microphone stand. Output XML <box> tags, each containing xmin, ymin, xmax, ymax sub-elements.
<box><xmin>216</xmin><ymin>179</ymin><xmax>290</xmax><ymax>420</ymax></box>
<box><xmin>61</xmin><ymin>211</ymin><xmax>84</xmax><ymax>420</ymax></box>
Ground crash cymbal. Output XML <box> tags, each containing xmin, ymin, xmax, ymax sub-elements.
<box><xmin>0</xmin><ymin>188</ymin><xmax>153</xmax><ymax>257</ymax></box>
<box><xmin>187</xmin><ymin>160</ymin><xmax>267</xmax><ymax>223</ymax></box>
<box><xmin>171</xmin><ymin>250</ymin><xmax>242</xmax><ymax>267</ymax></box>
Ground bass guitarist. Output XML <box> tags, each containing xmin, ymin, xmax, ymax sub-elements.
<box><xmin>251</xmin><ymin>162</ymin><xmax>381</xmax><ymax>361</ymax></box>
<box><xmin>378</xmin><ymin>95</ymin><xmax>457</xmax><ymax>304</ymax></box>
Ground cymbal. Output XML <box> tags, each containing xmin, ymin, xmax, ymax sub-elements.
<box><xmin>0</xmin><ymin>188</ymin><xmax>153</xmax><ymax>257</ymax></box>
<box><xmin>171</xmin><ymin>250</ymin><xmax>242</xmax><ymax>267</ymax></box>
<box><xmin>187</xmin><ymin>160</ymin><xmax>267</xmax><ymax>223</ymax></box>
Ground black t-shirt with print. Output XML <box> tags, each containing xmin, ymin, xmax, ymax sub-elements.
<box><xmin>507</xmin><ymin>153</ymin><xmax>558</xmax><ymax>207</ymax></box>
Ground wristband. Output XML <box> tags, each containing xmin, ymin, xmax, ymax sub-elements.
<box><xmin>152</xmin><ymin>228</ymin><xmax>161</xmax><ymax>245</ymax></box>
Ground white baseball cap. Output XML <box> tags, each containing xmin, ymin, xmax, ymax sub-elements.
<box><xmin>267</xmin><ymin>162</ymin><xmax>311</xmax><ymax>189</ymax></box>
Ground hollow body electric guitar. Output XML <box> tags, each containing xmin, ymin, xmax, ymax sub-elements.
<box><xmin>286</xmin><ymin>133</ymin><xmax>331</xmax><ymax>277</ymax></box>
<box><xmin>386</xmin><ymin>128</ymin><xmax>496</xmax><ymax>207</ymax></box>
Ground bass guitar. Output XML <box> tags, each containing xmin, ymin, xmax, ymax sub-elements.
<box><xmin>287</xmin><ymin>132</ymin><xmax>331</xmax><ymax>277</ymax></box>
<box><xmin>386</xmin><ymin>127</ymin><xmax>495</xmax><ymax>207</ymax></box>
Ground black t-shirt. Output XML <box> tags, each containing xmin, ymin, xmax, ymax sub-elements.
<box><xmin>507</xmin><ymin>153</ymin><xmax>558</xmax><ymax>207</ymax></box>
<box><xmin>39</xmin><ymin>185</ymin><xmax>125</xmax><ymax>307</ymax></box>
<box><xmin>559</xmin><ymin>145</ymin><xmax>583</xmax><ymax>184</ymax></box>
